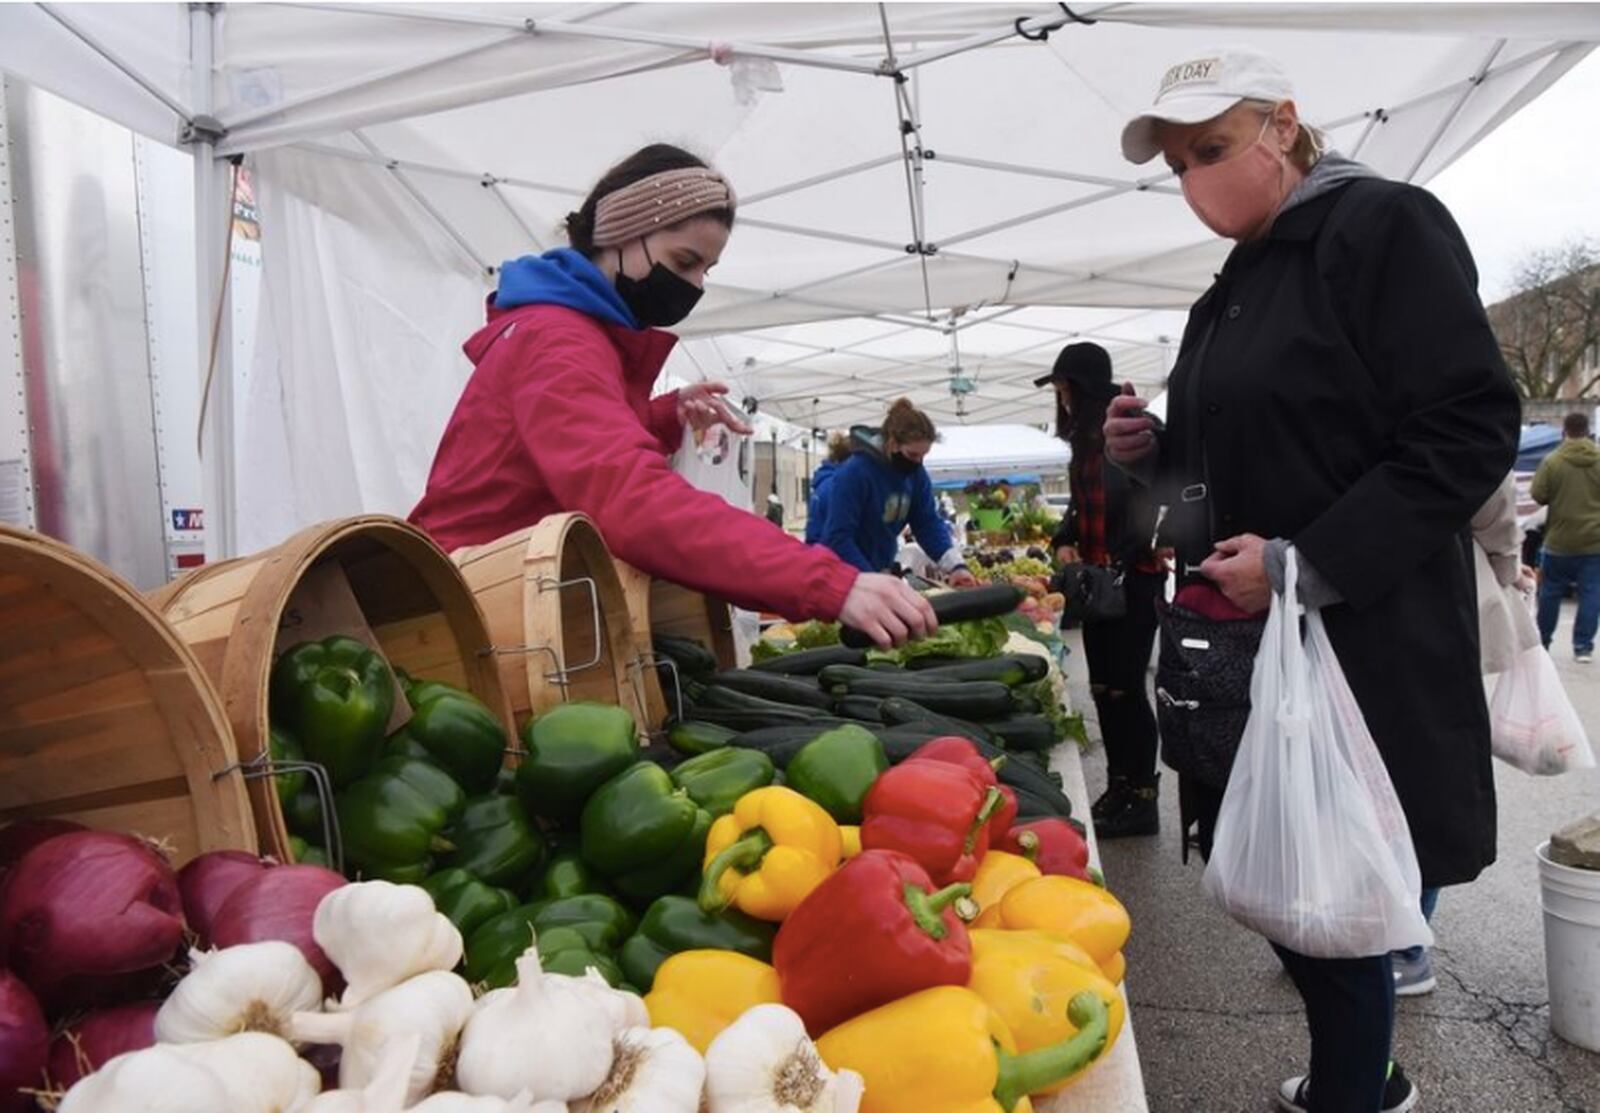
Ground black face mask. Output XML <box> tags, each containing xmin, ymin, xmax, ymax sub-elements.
<box><xmin>615</xmin><ymin>243</ymin><xmax>704</xmax><ymax>328</ymax></box>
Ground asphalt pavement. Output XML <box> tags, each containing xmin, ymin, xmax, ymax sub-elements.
<box><xmin>1063</xmin><ymin>598</ymin><xmax>1600</xmax><ymax>1113</ymax></box>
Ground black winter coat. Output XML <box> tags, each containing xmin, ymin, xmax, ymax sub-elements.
<box><xmin>1153</xmin><ymin>178</ymin><xmax>1520</xmax><ymax>887</ymax></box>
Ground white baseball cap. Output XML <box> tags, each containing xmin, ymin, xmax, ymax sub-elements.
<box><xmin>1120</xmin><ymin>47</ymin><xmax>1295</xmax><ymax>164</ymax></box>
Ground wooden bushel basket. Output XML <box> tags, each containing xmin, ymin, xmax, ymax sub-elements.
<box><xmin>0</xmin><ymin>525</ymin><xmax>256</xmax><ymax>864</ymax></box>
<box><xmin>614</xmin><ymin>559</ymin><xmax>737</xmax><ymax>728</ymax></box>
<box><xmin>453</xmin><ymin>514</ymin><xmax>643</xmax><ymax>731</ymax></box>
<box><xmin>149</xmin><ymin>515</ymin><xmax>512</xmax><ymax>861</ymax></box>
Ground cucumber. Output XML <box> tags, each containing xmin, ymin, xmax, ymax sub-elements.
<box><xmin>877</xmin><ymin>697</ymin><xmax>1001</xmax><ymax>749</ymax></box>
<box><xmin>840</xmin><ymin>677</ymin><xmax>1015</xmax><ymax>721</ymax></box>
<box><xmin>653</xmin><ymin>635</ymin><xmax>720</xmax><ymax>679</ymax></box>
<box><xmin>666</xmin><ymin>720</ymin><xmax>738</xmax><ymax>756</ymax></box>
<box><xmin>680</xmin><ymin>705</ymin><xmax>821</xmax><ymax>731</ymax></box>
<box><xmin>833</xmin><ymin>695</ymin><xmax>887</xmax><ymax>723</ymax></box>
<box><xmin>709</xmin><ymin>670</ymin><xmax>834</xmax><ymax>710</ymax></box>
<box><xmin>725</xmin><ymin>720</ymin><xmax>865</xmax><ymax>768</ymax></box>
<box><xmin>1012</xmin><ymin>695</ymin><xmax>1042</xmax><ymax>715</ymax></box>
<box><xmin>751</xmin><ymin>645</ymin><xmax>868</xmax><ymax>675</ymax></box>
<box><xmin>876</xmin><ymin>724</ymin><xmax>1073</xmax><ymax>817</ymax></box>
<box><xmin>696</xmin><ymin>685</ymin><xmax>833</xmax><ymax>720</ymax></box>
<box><xmin>987</xmin><ymin>715</ymin><xmax>1057</xmax><ymax>753</ymax></box>
<box><xmin>840</xmin><ymin>585</ymin><xmax>1024</xmax><ymax>648</ymax></box>
<box><xmin>817</xmin><ymin>663</ymin><xmax>903</xmax><ymax>691</ymax></box>
<box><xmin>913</xmin><ymin>654</ymin><xmax>1050</xmax><ymax>687</ymax></box>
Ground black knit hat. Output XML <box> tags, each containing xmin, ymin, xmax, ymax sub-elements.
<box><xmin>1033</xmin><ymin>341</ymin><xmax>1116</xmax><ymax>399</ymax></box>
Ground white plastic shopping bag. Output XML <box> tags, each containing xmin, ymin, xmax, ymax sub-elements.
<box><xmin>1490</xmin><ymin>644</ymin><xmax>1596</xmax><ymax>775</ymax></box>
<box><xmin>1202</xmin><ymin>550</ymin><xmax>1433</xmax><ymax>958</ymax></box>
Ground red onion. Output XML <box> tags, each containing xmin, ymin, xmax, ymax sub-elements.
<box><xmin>0</xmin><ymin>831</ymin><xmax>184</xmax><ymax>1014</ymax></box>
<box><xmin>177</xmin><ymin>850</ymin><xmax>272</xmax><ymax>947</ymax></box>
<box><xmin>210</xmin><ymin>864</ymin><xmax>346</xmax><ymax>992</ymax></box>
<box><xmin>0</xmin><ymin>819</ymin><xmax>85</xmax><ymax>880</ymax></box>
<box><xmin>45</xmin><ymin>1000</ymin><xmax>159</xmax><ymax>1091</ymax></box>
<box><xmin>0</xmin><ymin>971</ymin><xmax>48</xmax><ymax>1113</ymax></box>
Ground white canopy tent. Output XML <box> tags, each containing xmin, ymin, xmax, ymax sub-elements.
<box><xmin>924</xmin><ymin>422</ymin><xmax>1071</xmax><ymax>482</ymax></box>
<box><xmin>2</xmin><ymin>3</ymin><xmax>1596</xmax><ymax>556</ymax></box>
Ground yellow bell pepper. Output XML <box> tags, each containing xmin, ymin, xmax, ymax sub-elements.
<box><xmin>966</xmin><ymin>929</ymin><xmax>1123</xmax><ymax>1095</ymax></box>
<box><xmin>1101</xmin><ymin>950</ymin><xmax>1126</xmax><ymax>985</ymax></box>
<box><xmin>969</xmin><ymin>851</ymin><xmax>1042</xmax><ymax>929</ymax></box>
<box><xmin>699</xmin><ymin>786</ymin><xmax>842</xmax><ymax>921</ymax></box>
<box><xmin>995</xmin><ymin>876</ymin><xmax>1130</xmax><ymax>979</ymax></box>
<box><xmin>816</xmin><ymin>985</ymin><xmax>1109</xmax><ymax>1113</ymax></box>
<box><xmin>643</xmin><ymin>949</ymin><xmax>782</xmax><ymax>1052</ymax></box>
<box><xmin>840</xmin><ymin>824</ymin><xmax>863</xmax><ymax>860</ymax></box>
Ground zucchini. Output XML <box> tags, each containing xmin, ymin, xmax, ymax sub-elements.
<box><xmin>840</xmin><ymin>585</ymin><xmax>1025</xmax><ymax>648</ymax></box>
<box><xmin>987</xmin><ymin>715</ymin><xmax>1057</xmax><ymax>753</ymax></box>
<box><xmin>680</xmin><ymin>705</ymin><xmax>821</xmax><ymax>731</ymax></box>
<box><xmin>913</xmin><ymin>654</ymin><xmax>1050</xmax><ymax>687</ymax></box>
<box><xmin>653</xmin><ymin>635</ymin><xmax>720</xmax><ymax>679</ymax></box>
<box><xmin>666</xmin><ymin>719</ymin><xmax>737</xmax><ymax>756</ymax></box>
<box><xmin>817</xmin><ymin>663</ymin><xmax>904</xmax><ymax>691</ymax></box>
<box><xmin>840</xmin><ymin>677</ymin><xmax>1015</xmax><ymax>721</ymax></box>
<box><xmin>709</xmin><ymin>670</ymin><xmax>834</xmax><ymax>710</ymax></box>
<box><xmin>877</xmin><ymin>697</ymin><xmax>1001</xmax><ymax>749</ymax></box>
<box><xmin>833</xmin><ymin>695</ymin><xmax>887</xmax><ymax>723</ymax></box>
<box><xmin>751</xmin><ymin>645</ymin><xmax>868</xmax><ymax>675</ymax></box>
<box><xmin>696</xmin><ymin>685</ymin><xmax>833</xmax><ymax>720</ymax></box>
<box><xmin>725</xmin><ymin>720</ymin><xmax>865</xmax><ymax>768</ymax></box>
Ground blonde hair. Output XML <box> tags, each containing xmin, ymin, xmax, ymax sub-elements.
<box><xmin>882</xmin><ymin>397</ymin><xmax>937</xmax><ymax>446</ymax></box>
<box><xmin>1241</xmin><ymin>98</ymin><xmax>1326</xmax><ymax>173</ymax></box>
<box><xmin>826</xmin><ymin>433</ymin><xmax>852</xmax><ymax>464</ymax></box>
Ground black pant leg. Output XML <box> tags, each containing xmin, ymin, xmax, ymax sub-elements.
<box><xmin>1084</xmin><ymin>570</ymin><xmax>1164</xmax><ymax>782</ymax></box>
<box><xmin>1271</xmin><ymin>943</ymin><xmax>1395</xmax><ymax>1113</ymax></box>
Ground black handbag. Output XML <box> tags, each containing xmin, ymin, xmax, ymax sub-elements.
<box><xmin>1053</xmin><ymin>562</ymin><xmax>1127</xmax><ymax>625</ymax></box>
<box><xmin>1153</xmin><ymin>306</ymin><xmax>1266</xmax><ymax>789</ymax></box>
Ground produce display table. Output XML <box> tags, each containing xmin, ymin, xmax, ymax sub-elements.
<box><xmin>1035</xmin><ymin>739</ymin><xmax>1151</xmax><ymax>1113</ymax></box>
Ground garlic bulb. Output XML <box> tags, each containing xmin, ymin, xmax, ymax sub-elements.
<box><xmin>169</xmin><ymin>1032</ymin><xmax>322</xmax><ymax>1113</ymax></box>
<box><xmin>300</xmin><ymin>1034</ymin><xmax>417</xmax><ymax>1113</ymax></box>
<box><xmin>704</xmin><ymin>1005</ymin><xmax>864</xmax><ymax>1113</ymax></box>
<box><xmin>413</xmin><ymin>1093</ymin><xmax>548</xmax><ymax>1112</ymax></box>
<box><xmin>57</xmin><ymin>1044</ymin><xmax>232</xmax><ymax>1113</ymax></box>
<box><xmin>455</xmin><ymin>950</ymin><xmax>616</xmax><ymax>1102</ymax></box>
<box><xmin>156</xmin><ymin>941</ymin><xmax>324</xmax><ymax>1043</ymax></box>
<box><xmin>573</xmin><ymin>968</ymin><xmax>650</xmax><ymax>1034</ymax></box>
<box><xmin>314</xmin><ymin>880</ymin><xmax>463</xmax><ymax>1008</ymax></box>
<box><xmin>573</xmin><ymin>1026</ymin><xmax>704</xmax><ymax>1113</ymax></box>
<box><xmin>291</xmin><ymin>970</ymin><xmax>474</xmax><ymax>1103</ymax></box>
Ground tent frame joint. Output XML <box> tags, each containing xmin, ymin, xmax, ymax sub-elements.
<box><xmin>180</xmin><ymin>114</ymin><xmax>227</xmax><ymax>147</ymax></box>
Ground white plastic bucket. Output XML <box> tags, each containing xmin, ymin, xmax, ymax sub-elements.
<box><xmin>1537</xmin><ymin>840</ymin><xmax>1600</xmax><ymax>1052</ymax></box>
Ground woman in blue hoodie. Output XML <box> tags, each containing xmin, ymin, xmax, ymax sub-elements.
<box><xmin>821</xmin><ymin>399</ymin><xmax>977</xmax><ymax>586</ymax></box>
<box><xmin>804</xmin><ymin>433</ymin><xmax>852</xmax><ymax>544</ymax></box>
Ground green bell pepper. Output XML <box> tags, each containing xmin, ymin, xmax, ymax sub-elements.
<box><xmin>442</xmin><ymin>795</ymin><xmax>546</xmax><ymax>889</ymax></box>
<box><xmin>283</xmin><ymin>785</ymin><xmax>326</xmax><ymax>840</ymax></box>
<box><xmin>398</xmin><ymin>679</ymin><xmax>507</xmax><ymax>795</ymax></box>
<box><xmin>335</xmin><ymin>756</ymin><xmax>465</xmax><ymax>883</ymax></box>
<box><xmin>421</xmin><ymin>868</ymin><xmax>517</xmax><ymax>939</ymax></box>
<box><xmin>579</xmin><ymin>763</ymin><xmax>702</xmax><ymax>878</ymax></box>
<box><xmin>270</xmin><ymin>635</ymin><xmax>397</xmax><ymax>787</ymax></box>
<box><xmin>515</xmin><ymin>702</ymin><xmax>638</xmax><ymax>825</ymax></box>
<box><xmin>670</xmin><ymin>748</ymin><xmax>776</xmax><ymax>818</ymax></box>
<box><xmin>385</xmin><ymin>728</ymin><xmax>433</xmax><ymax>762</ymax></box>
<box><xmin>616</xmin><ymin>894</ymin><xmax>777</xmax><ymax>992</ymax></box>
<box><xmin>610</xmin><ymin>808</ymin><xmax>710</xmax><ymax>908</ymax></box>
<box><xmin>783</xmin><ymin>724</ymin><xmax>889</xmax><ymax>824</ymax></box>
<box><xmin>536</xmin><ymin>927</ymin><xmax>626</xmax><ymax>987</ymax></box>
<box><xmin>270</xmin><ymin>725</ymin><xmax>309</xmax><ymax>804</ymax></box>
<box><xmin>464</xmin><ymin>894</ymin><xmax>638</xmax><ymax>988</ymax></box>
<box><xmin>534</xmin><ymin>849</ymin><xmax>610</xmax><ymax>901</ymax></box>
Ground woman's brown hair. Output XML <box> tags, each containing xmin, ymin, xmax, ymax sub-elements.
<box><xmin>882</xmin><ymin>397</ymin><xmax>937</xmax><ymax>446</ymax></box>
<box><xmin>565</xmin><ymin>144</ymin><xmax>735</xmax><ymax>256</ymax></box>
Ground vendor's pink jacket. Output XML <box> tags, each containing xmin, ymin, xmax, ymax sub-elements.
<box><xmin>411</xmin><ymin>302</ymin><xmax>857</xmax><ymax>621</ymax></box>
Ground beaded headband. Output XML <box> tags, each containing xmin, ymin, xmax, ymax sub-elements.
<box><xmin>591</xmin><ymin>168</ymin><xmax>736</xmax><ymax>248</ymax></box>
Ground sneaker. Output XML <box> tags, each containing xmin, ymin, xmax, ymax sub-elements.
<box><xmin>1095</xmin><ymin>778</ymin><xmax>1159</xmax><ymax>840</ymax></box>
<box><xmin>1393</xmin><ymin>950</ymin><xmax>1437</xmax><ymax>997</ymax></box>
<box><xmin>1091</xmin><ymin>775</ymin><xmax>1131</xmax><ymax>822</ymax></box>
<box><xmin>1577</xmin><ymin>652</ymin><xmax>1594</xmax><ymax>664</ymax></box>
<box><xmin>1278</xmin><ymin>1063</ymin><xmax>1419</xmax><ymax>1113</ymax></box>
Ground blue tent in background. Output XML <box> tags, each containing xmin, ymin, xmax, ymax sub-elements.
<box><xmin>1517</xmin><ymin>425</ymin><xmax>1562</xmax><ymax>473</ymax></box>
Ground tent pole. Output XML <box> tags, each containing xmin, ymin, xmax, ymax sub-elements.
<box><xmin>354</xmin><ymin>132</ymin><xmax>492</xmax><ymax>274</ymax></box>
<box><xmin>189</xmin><ymin>2</ymin><xmax>237</xmax><ymax>560</ymax></box>
<box><xmin>896</xmin><ymin>5</ymin><xmax>1114</xmax><ymax>71</ymax></box>
<box><xmin>932</xmin><ymin>153</ymin><xmax>1180</xmax><ymax>195</ymax></box>
<box><xmin>741</xmin><ymin>155</ymin><xmax>904</xmax><ymax>206</ymax></box>
<box><xmin>486</xmin><ymin>180</ymin><xmax>545</xmax><ymax>251</ymax></box>
<box><xmin>1405</xmin><ymin>39</ymin><xmax>1505</xmax><ymax>181</ymax></box>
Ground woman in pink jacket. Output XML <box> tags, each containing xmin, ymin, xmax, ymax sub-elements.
<box><xmin>411</xmin><ymin>144</ymin><xmax>933</xmax><ymax>646</ymax></box>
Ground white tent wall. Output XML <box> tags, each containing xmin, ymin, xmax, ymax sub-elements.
<box><xmin>0</xmin><ymin>4</ymin><xmax>1596</xmax><ymax>561</ymax></box>
<box><xmin>923</xmin><ymin>422</ymin><xmax>1071</xmax><ymax>482</ymax></box>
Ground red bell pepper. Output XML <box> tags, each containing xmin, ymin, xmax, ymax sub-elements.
<box><xmin>907</xmin><ymin>737</ymin><xmax>1016</xmax><ymax>842</ymax></box>
<box><xmin>773</xmin><ymin>849</ymin><xmax>976</xmax><ymax>1035</ymax></box>
<box><xmin>861</xmin><ymin>761</ymin><xmax>1003</xmax><ymax>886</ymax></box>
<box><xmin>1001</xmin><ymin>819</ymin><xmax>1094</xmax><ymax>882</ymax></box>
